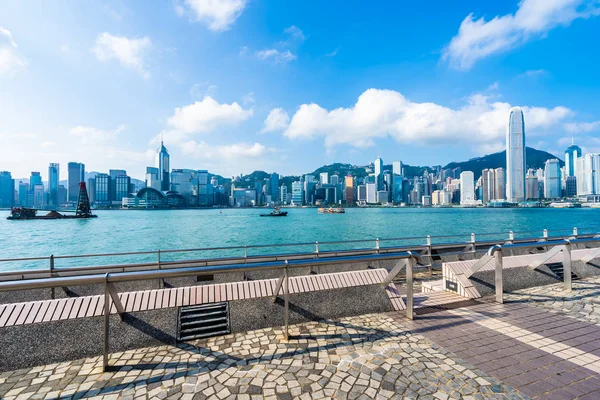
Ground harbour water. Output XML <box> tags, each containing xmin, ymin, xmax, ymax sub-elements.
<box><xmin>1</xmin><ymin>207</ymin><xmax>599</xmax><ymax>271</ymax></box>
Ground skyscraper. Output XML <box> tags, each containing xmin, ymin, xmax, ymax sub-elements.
<box><xmin>320</xmin><ymin>172</ymin><xmax>329</xmax><ymax>185</ymax></box>
<box><xmin>48</xmin><ymin>163</ymin><xmax>59</xmax><ymax>206</ymax></box>
<box><xmin>460</xmin><ymin>171</ymin><xmax>475</xmax><ymax>205</ymax></box>
<box><xmin>494</xmin><ymin>168</ymin><xmax>505</xmax><ymax>200</ymax></box>
<box><xmin>506</xmin><ymin>107</ymin><xmax>526</xmax><ymax>203</ymax></box>
<box><xmin>374</xmin><ymin>157</ymin><xmax>383</xmax><ymax>190</ymax></box>
<box><xmin>392</xmin><ymin>161</ymin><xmax>403</xmax><ymax>176</ymax></box>
<box><xmin>0</xmin><ymin>171</ymin><xmax>14</xmax><ymax>208</ymax></box>
<box><xmin>544</xmin><ymin>159</ymin><xmax>562</xmax><ymax>199</ymax></box>
<box><xmin>156</xmin><ymin>140</ymin><xmax>170</xmax><ymax>191</ymax></box>
<box><xmin>67</xmin><ymin>162</ymin><xmax>85</xmax><ymax>202</ymax></box>
<box><xmin>565</xmin><ymin>141</ymin><xmax>582</xmax><ymax>177</ymax></box>
<box><xmin>345</xmin><ymin>175</ymin><xmax>355</xmax><ymax>205</ymax></box>
<box><xmin>270</xmin><ymin>173</ymin><xmax>279</xmax><ymax>204</ymax></box>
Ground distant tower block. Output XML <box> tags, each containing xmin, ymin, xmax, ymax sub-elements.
<box><xmin>506</xmin><ymin>107</ymin><xmax>526</xmax><ymax>203</ymax></box>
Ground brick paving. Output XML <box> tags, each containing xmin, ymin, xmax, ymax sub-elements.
<box><xmin>0</xmin><ymin>313</ymin><xmax>523</xmax><ymax>400</ymax></box>
<box><xmin>400</xmin><ymin>278</ymin><xmax>600</xmax><ymax>400</ymax></box>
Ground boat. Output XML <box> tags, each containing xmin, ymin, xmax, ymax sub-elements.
<box><xmin>318</xmin><ymin>207</ymin><xmax>345</xmax><ymax>214</ymax></box>
<box><xmin>259</xmin><ymin>207</ymin><xmax>288</xmax><ymax>217</ymax></box>
<box><xmin>7</xmin><ymin>182</ymin><xmax>97</xmax><ymax>220</ymax></box>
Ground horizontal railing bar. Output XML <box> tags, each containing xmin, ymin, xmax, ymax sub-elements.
<box><xmin>0</xmin><ymin>252</ymin><xmax>422</xmax><ymax>292</ymax></box>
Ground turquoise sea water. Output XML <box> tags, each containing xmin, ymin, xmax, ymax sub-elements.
<box><xmin>1</xmin><ymin>207</ymin><xmax>599</xmax><ymax>271</ymax></box>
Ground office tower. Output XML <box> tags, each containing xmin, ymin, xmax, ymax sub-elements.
<box><xmin>366</xmin><ymin>183</ymin><xmax>377</xmax><ymax>203</ymax></box>
<box><xmin>30</xmin><ymin>172</ymin><xmax>42</xmax><ymax>187</ymax></box>
<box><xmin>452</xmin><ymin>167</ymin><xmax>462</xmax><ymax>179</ymax></box>
<box><xmin>108</xmin><ymin>169</ymin><xmax>126</xmax><ymax>201</ymax></box>
<box><xmin>460</xmin><ymin>171</ymin><xmax>475</xmax><ymax>205</ymax></box>
<box><xmin>270</xmin><ymin>173</ymin><xmax>279</xmax><ymax>204</ymax></box>
<box><xmin>196</xmin><ymin>170</ymin><xmax>211</xmax><ymax>206</ymax></box>
<box><xmin>155</xmin><ymin>140</ymin><xmax>170</xmax><ymax>191</ymax></box>
<box><xmin>494</xmin><ymin>168</ymin><xmax>505</xmax><ymax>200</ymax></box>
<box><xmin>526</xmin><ymin>174</ymin><xmax>539</xmax><ymax>200</ymax></box>
<box><xmin>374</xmin><ymin>157</ymin><xmax>383</xmax><ymax>190</ymax></box>
<box><xmin>304</xmin><ymin>175</ymin><xmax>316</xmax><ymax>204</ymax></box>
<box><xmin>114</xmin><ymin>174</ymin><xmax>131</xmax><ymax>203</ymax></box>
<box><xmin>392</xmin><ymin>161</ymin><xmax>403</xmax><ymax>176</ymax></box>
<box><xmin>506</xmin><ymin>107</ymin><xmax>526</xmax><ymax>203</ymax></box>
<box><xmin>320</xmin><ymin>172</ymin><xmax>329</xmax><ymax>185</ymax></box>
<box><xmin>145</xmin><ymin>167</ymin><xmax>161</xmax><ymax>190</ymax></box>
<box><xmin>18</xmin><ymin>181</ymin><xmax>28</xmax><ymax>206</ymax></box>
<box><xmin>58</xmin><ymin>185</ymin><xmax>67</xmax><ymax>205</ymax></box>
<box><xmin>94</xmin><ymin>173</ymin><xmax>110</xmax><ymax>203</ymax></box>
<box><xmin>291</xmin><ymin>181</ymin><xmax>304</xmax><ymax>205</ymax></box>
<box><xmin>0</xmin><ymin>171</ymin><xmax>14</xmax><ymax>208</ymax></box>
<box><xmin>48</xmin><ymin>163</ymin><xmax>59</xmax><ymax>206</ymax></box>
<box><xmin>481</xmin><ymin>169</ymin><xmax>495</xmax><ymax>203</ymax></box>
<box><xmin>544</xmin><ymin>159</ymin><xmax>562</xmax><ymax>199</ymax></box>
<box><xmin>345</xmin><ymin>175</ymin><xmax>355</xmax><ymax>205</ymax></box>
<box><xmin>33</xmin><ymin>184</ymin><xmax>44</xmax><ymax>207</ymax></box>
<box><xmin>566</xmin><ymin>176</ymin><xmax>577</xmax><ymax>198</ymax></box>
<box><xmin>330</xmin><ymin>175</ymin><xmax>339</xmax><ymax>186</ymax></box>
<box><xmin>170</xmin><ymin>169</ymin><xmax>198</xmax><ymax>206</ymax></box>
<box><xmin>279</xmin><ymin>185</ymin><xmax>288</xmax><ymax>204</ymax></box>
<box><xmin>565</xmin><ymin>141</ymin><xmax>582</xmax><ymax>177</ymax></box>
<box><xmin>67</xmin><ymin>162</ymin><xmax>85</xmax><ymax>202</ymax></box>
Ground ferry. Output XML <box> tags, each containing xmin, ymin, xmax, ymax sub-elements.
<box><xmin>318</xmin><ymin>207</ymin><xmax>345</xmax><ymax>214</ymax></box>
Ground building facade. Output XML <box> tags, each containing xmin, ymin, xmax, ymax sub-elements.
<box><xmin>460</xmin><ymin>171</ymin><xmax>475</xmax><ymax>205</ymax></box>
<box><xmin>67</xmin><ymin>162</ymin><xmax>85</xmax><ymax>202</ymax></box>
<box><xmin>0</xmin><ymin>171</ymin><xmax>14</xmax><ymax>208</ymax></box>
<box><xmin>506</xmin><ymin>107</ymin><xmax>526</xmax><ymax>203</ymax></box>
<box><xmin>544</xmin><ymin>159</ymin><xmax>562</xmax><ymax>199</ymax></box>
<box><xmin>48</xmin><ymin>163</ymin><xmax>59</xmax><ymax>206</ymax></box>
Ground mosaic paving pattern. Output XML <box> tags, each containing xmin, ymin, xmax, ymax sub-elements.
<box><xmin>504</xmin><ymin>277</ymin><xmax>600</xmax><ymax>326</ymax></box>
<box><xmin>0</xmin><ymin>314</ymin><xmax>525</xmax><ymax>399</ymax></box>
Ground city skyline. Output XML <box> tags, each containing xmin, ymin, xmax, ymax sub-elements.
<box><xmin>1</xmin><ymin>1</ymin><xmax>600</xmax><ymax>179</ymax></box>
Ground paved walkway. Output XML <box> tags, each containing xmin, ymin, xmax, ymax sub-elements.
<box><xmin>3</xmin><ymin>278</ymin><xmax>600</xmax><ymax>399</ymax></box>
<box><xmin>0</xmin><ymin>313</ymin><xmax>523</xmax><ymax>400</ymax></box>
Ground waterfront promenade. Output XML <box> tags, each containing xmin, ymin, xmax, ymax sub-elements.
<box><xmin>2</xmin><ymin>277</ymin><xmax>600</xmax><ymax>399</ymax></box>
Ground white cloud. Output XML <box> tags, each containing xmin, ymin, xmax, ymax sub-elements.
<box><xmin>255</xmin><ymin>49</ymin><xmax>296</xmax><ymax>64</ymax></box>
<box><xmin>444</xmin><ymin>0</ymin><xmax>600</xmax><ymax>70</ymax></box>
<box><xmin>284</xmin><ymin>25</ymin><xmax>305</xmax><ymax>42</ymax></box>
<box><xmin>70</xmin><ymin>124</ymin><xmax>126</xmax><ymax>144</ymax></box>
<box><xmin>283</xmin><ymin>88</ymin><xmax>573</xmax><ymax>150</ymax></box>
<box><xmin>178</xmin><ymin>0</ymin><xmax>247</xmax><ymax>31</ymax></box>
<box><xmin>0</xmin><ymin>27</ymin><xmax>27</xmax><ymax>76</ymax></box>
<box><xmin>262</xmin><ymin>108</ymin><xmax>290</xmax><ymax>133</ymax></box>
<box><xmin>520</xmin><ymin>69</ymin><xmax>548</xmax><ymax>78</ymax></box>
<box><xmin>564</xmin><ymin>120</ymin><xmax>600</xmax><ymax>133</ymax></box>
<box><xmin>166</xmin><ymin>96</ymin><xmax>253</xmax><ymax>134</ymax></box>
<box><xmin>242</xmin><ymin>92</ymin><xmax>255</xmax><ymax>105</ymax></box>
<box><xmin>92</xmin><ymin>32</ymin><xmax>152</xmax><ymax>79</ymax></box>
<box><xmin>488</xmin><ymin>81</ymin><xmax>499</xmax><ymax>90</ymax></box>
<box><xmin>326</xmin><ymin>47</ymin><xmax>340</xmax><ymax>57</ymax></box>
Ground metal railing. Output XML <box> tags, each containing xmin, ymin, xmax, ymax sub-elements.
<box><xmin>0</xmin><ymin>251</ymin><xmax>422</xmax><ymax>371</ymax></box>
<box><xmin>1</xmin><ymin>226</ymin><xmax>599</xmax><ymax>284</ymax></box>
<box><xmin>471</xmin><ymin>237</ymin><xmax>600</xmax><ymax>304</ymax></box>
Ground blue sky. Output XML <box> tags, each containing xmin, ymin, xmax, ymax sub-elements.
<box><xmin>1</xmin><ymin>0</ymin><xmax>600</xmax><ymax>180</ymax></box>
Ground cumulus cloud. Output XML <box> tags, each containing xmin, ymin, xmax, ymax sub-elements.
<box><xmin>0</xmin><ymin>27</ymin><xmax>27</xmax><ymax>76</ymax></box>
<box><xmin>444</xmin><ymin>0</ymin><xmax>600</xmax><ymax>70</ymax></box>
<box><xmin>166</xmin><ymin>96</ymin><xmax>253</xmax><ymax>134</ymax></box>
<box><xmin>284</xmin><ymin>25</ymin><xmax>305</xmax><ymax>42</ymax></box>
<box><xmin>519</xmin><ymin>69</ymin><xmax>548</xmax><ymax>78</ymax></box>
<box><xmin>564</xmin><ymin>120</ymin><xmax>600</xmax><ymax>133</ymax></box>
<box><xmin>178</xmin><ymin>0</ymin><xmax>247</xmax><ymax>31</ymax></box>
<box><xmin>261</xmin><ymin>108</ymin><xmax>290</xmax><ymax>133</ymax></box>
<box><xmin>92</xmin><ymin>32</ymin><xmax>152</xmax><ymax>78</ymax></box>
<box><xmin>282</xmin><ymin>88</ymin><xmax>573</xmax><ymax>149</ymax></box>
<box><xmin>255</xmin><ymin>49</ymin><xmax>296</xmax><ymax>64</ymax></box>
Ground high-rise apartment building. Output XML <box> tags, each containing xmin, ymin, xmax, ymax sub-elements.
<box><xmin>48</xmin><ymin>163</ymin><xmax>59</xmax><ymax>206</ymax></box>
<box><xmin>576</xmin><ymin>153</ymin><xmax>600</xmax><ymax>196</ymax></box>
<box><xmin>67</xmin><ymin>162</ymin><xmax>85</xmax><ymax>202</ymax></box>
<box><xmin>494</xmin><ymin>168</ymin><xmax>505</xmax><ymax>200</ymax></box>
<box><xmin>460</xmin><ymin>171</ymin><xmax>475</xmax><ymax>205</ymax></box>
<box><xmin>544</xmin><ymin>159</ymin><xmax>562</xmax><ymax>199</ymax></box>
<box><xmin>481</xmin><ymin>169</ymin><xmax>495</xmax><ymax>203</ymax></box>
<box><xmin>565</xmin><ymin>141</ymin><xmax>582</xmax><ymax>177</ymax></box>
<box><xmin>506</xmin><ymin>107</ymin><xmax>526</xmax><ymax>203</ymax></box>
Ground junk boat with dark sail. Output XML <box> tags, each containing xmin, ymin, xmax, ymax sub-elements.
<box><xmin>7</xmin><ymin>182</ymin><xmax>97</xmax><ymax>220</ymax></box>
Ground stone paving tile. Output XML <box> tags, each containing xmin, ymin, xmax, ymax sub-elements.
<box><xmin>0</xmin><ymin>313</ymin><xmax>525</xmax><ymax>400</ymax></box>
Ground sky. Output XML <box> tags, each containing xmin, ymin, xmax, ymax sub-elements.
<box><xmin>1</xmin><ymin>0</ymin><xmax>600</xmax><ymax>180</ymax></box>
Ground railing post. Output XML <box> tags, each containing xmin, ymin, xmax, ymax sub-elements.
<box><xmin>50</xmin><ymin>255</ymin><xmax>55</xmax><ymax>300</ymax></box>
<box><xmin>406</xmin><ymin>257</ymin><xmax>414</xmax><ymax>320</ymax></box>
<box><xmin>244</xmin><ymin>245</ymin><xmax>248</xmax><ymax>261</ymax></box>
<box><xmin>543</xmin><ymin>229</ymin><xmax>548</xmax><ymax>239</ymax></box>
<box><xmin>573</xmin><ymin>227</ymin><xmax>578</xmax><ymax>238</ymax></box>
<box><xmin>426</xmin><ymin>236</ymin><xmax>432</xmax><ymax>276</ymax></box>
<box><xmin>509</xmin><ymin>231</ymin><xmax>514</xmax><ymax>243</ymax></box>
<box><xmin>376</xmin><ymin>238</ymin><xmax>380</xmax><ymax>254</ymax></box>
<box><xmin>470</xmin><ymin>233</ymin><xmax>476</xmax><ymax>258</ymax></box>
<box><xmin>157</xmin><ymin>250</ymin><xmax>163</xmax><ymax>289</ymax></box>
<box><xmin>563</xmin><ymin>242</ymin><xmax>572</xmax><ymax>292</ymax></box>
<box><xmin>284</xmin><ymin>260</ymin><xmax>289</xmax><ymax>340</ymax></box>
<box><xmin>103</xmin><ymin>273</ymin><xmax>110</xmax><ymax>372</ymax></box>
<box><xmin>315</xmin><ymin>241</ymin><xmax>319</xmax><ymax>256</ymax></box>
<box><xmin>495</xmin><ymin>250</ymin><xmax>503</xmax><ymax>304</ymax></box>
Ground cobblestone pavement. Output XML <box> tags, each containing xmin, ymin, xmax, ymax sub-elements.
<box><xmin>504</xmin><ymin>277</ymin><xmax>600</xmax><ymax>326</ymax></box>
<box><xmin>0</xmin><ymin>313</ymin><xmax>526</xmax><ymax>400</ymax></box>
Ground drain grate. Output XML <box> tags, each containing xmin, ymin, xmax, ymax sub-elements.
<box><xmin>177</xmin><ymin>302</ymin><xmax>230</xmax><ymax>342</ymax></box>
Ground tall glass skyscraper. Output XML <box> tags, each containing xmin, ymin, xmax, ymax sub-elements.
<box><xmin>67</xmin><ymin>162</ymin><xmax>85</xmax><ymax>202</ymax></box>
<box><xmin>565</xmin><ymin>141</ymin><xmax>582</xmax><ymax>177</ymax></box>
<box><xmin>156</xmin><ymin>140</ymin><xmax>170</xmax><ymax>191</ymax></box>
<box><xmin>374</xmin><ymin>157</ymin><xmax>383</xmax><ymax>190</ymax></box>
<box><xmin>48</xmin><ymin>163</ymin><xmax>59</xmax><ymax>206</ymax></box>
<box><xmin>0</xmin><ymin>171</ymin><xmax>14</xmax><ymax>208</ymax></box>
<box><xmin>544</xmin><ymin>159</ymin><xmax>562</xmax><ymax>199</ymax></box>
<box><xmin>506</xmin><ymin>107</ymin><xmax>526</xmax><ymax>203</ymax></box>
